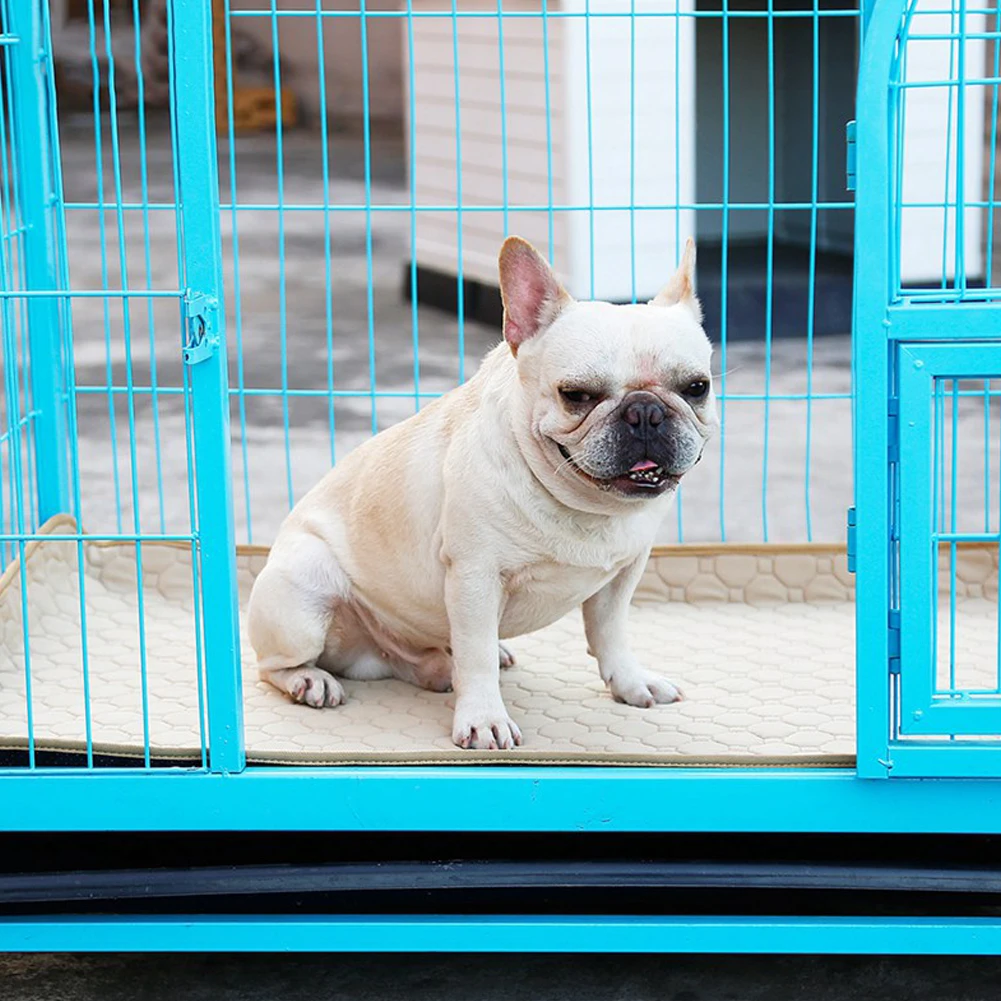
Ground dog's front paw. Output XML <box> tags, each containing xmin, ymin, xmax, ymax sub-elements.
<box><xmin>285</xmin><ymin>666</ymin><xmax>345</xmax><ymax>708</ymax></box>
<box><xmin>608</xmin><ymin>667</ymin><xmax>683</xmax><ymax>708</ymax></box>
<box><xmin>452</xmin><ymin>699</ymin><xmax>523</xmax><ymax>750</ymax></box>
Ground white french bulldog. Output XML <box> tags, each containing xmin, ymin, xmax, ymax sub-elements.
<box><xmin>247</xmin><ymin>237</ymin><xmax>717</xmax><ymax>749</ymax></box>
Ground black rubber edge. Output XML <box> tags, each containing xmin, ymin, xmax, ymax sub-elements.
<box><xmin>6</xmin><ymin>860</ymin><xmax>1001</xmax><ymax>905</ymax></box>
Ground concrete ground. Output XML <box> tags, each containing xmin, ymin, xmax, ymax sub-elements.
<box><xmin>54</xmin><ymin>113</ymin><xmax>860</xmax><ymax>547</ymax></box>
<box><xmin>3</xmin><ymin>951</ymin><xmax>1001</xmax><ymax>1000</ymax></box>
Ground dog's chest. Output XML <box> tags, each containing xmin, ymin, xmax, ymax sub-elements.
<box><xmin>498</xmin><ymin>557</ymin><xmax>628</xmax><ymax>638</ymax></box>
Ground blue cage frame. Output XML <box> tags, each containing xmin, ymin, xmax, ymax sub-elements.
<box><xmin>5</xmin><ymin>0</ymin><xmax>1001</xmax><ymax>954</ymax></box>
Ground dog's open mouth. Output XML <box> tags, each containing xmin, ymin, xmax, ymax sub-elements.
<box><xmin>557</xmin><ymin>444</ymin><xmax>678</xmax><ymax>495</ymax></box>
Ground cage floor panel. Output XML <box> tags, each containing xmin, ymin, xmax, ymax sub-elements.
<box><xmin>0</xmin><ymin>515</ymin><xmax>994</xmax><ymax>767</ymax></box>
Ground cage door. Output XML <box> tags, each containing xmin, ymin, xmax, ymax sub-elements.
<box><xmin>897</xmin><ymin>343</ymin><xmax>1001</xmax><ymax>738</ymax></box>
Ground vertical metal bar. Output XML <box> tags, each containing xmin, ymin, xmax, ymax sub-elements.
<box><xmin>496</xmin><ymin>0</ymin><xmax>509</xmax><ymax>238</ymax></box>
<box><xmin>315</xmin><ymin>0</ymin><xmax>339</xmax><ymax>444</ymax></box>
<box><xmin>674</xmin><ymin>0</ymin><xmax>684</xmax><ymax>542</ymax></box>
<box><xmin>804</xmin><ymin>0</ymin><xmax>820</xmax><ymax>542</ymax></box>
<box><xmin>0</xmin><ymin>14</ymin><xmax>34</xmax><ymax>765</ymax></box>
<box><xmin>405</xmin><ymin>0</ymin><xmax>421</xmax><ymax>413</ymax></box>
<box><xmin>718</xmin><ymin>0</ymin><xmax>730</xmax><ymax>542</ymax></box>
<box><xmin>628</xmin><ymin>0</ymin><xmax>637</xmax><ymax>304</ymax></box>
<box><xmin>933</xmin><ymin>377</ymin><xmax>943</xmax><ymax>686</ymax></box>
<box><xmin>171</xmin><ymin>0</ymin><xmax>245</xmax><ymax>774</ymax></box>
<box><xmin>986</xmin><ymin>381</ymin><xmax>991</xmax><ymax>535</ymax></box>
<box><xmin>955</xmin><ymin>0</ymin><xmax>967</xmax><ymax>294</ymax></box>
<box><xmin>0</xmin><ymin>0</ymin><xmax>24</xmax><ymax>563</ymax></box>
<box><xmin>222</xmin><ymin>0</ymin><xmax>254</xmax><ymax>543</ymax></box>
<box><xmin>996</xmin><ymin>383</ymin><xmax>1001</xmax><ymax>695</ymax></box>
<box><xmin>449</xmin><ymin>0</ymin><xmax>465</xmax><ymax>383</ymax></box>
<box><xmin>100</xmin><ymin>0</ymin><xmax>153</xmax><ymax>765</ymax></box>
<box><xmin>359</xmin><ymin>0</ymin><xmax>378</xmax><ymax>415</ymax></box>
<box><xmin>166</xmin><ymin>0</ymin><xmax>208</xmax><ymax>768</ymax></box>
<box><xmin>132</xmin><ymin>0</ymin><xmax>167</xmax><ymax>534</ymax></box>
<box><xmin>541</xmin><ymin>0</ymin><xmax>555</xmax><ymax>263</ymax></box>
<box><xmin>8</xmin><ymin>0</ymin><xmax>68</xmax><ymax>520</ymax></box>
<box><xmin>762</xmin><ymin>0</ymin><xmax>776</xmax><ymax>542</ymax></box>
<box><xmin>584</xmin><ymin>0</ymin><xmax>595</xmax><ymax>299</ymax></box>
<box><xmin>853</xmin><ymin>0</ymin><xmax>896</xmax><ymax>776</ymax></box>
<box><xmin>269</xmin><ymin>0</ymin><xmax>294</xmax><ymax>509</ymax></box>
<box><xmin>36</xmin><ymin>0</ymin><xmax>93</xmax><ymax>766</ymax></box>
<box><xmin>949</xmin><ymin>379</ymin><xmax>959</xmax><ymax>691</ymax></box>
<box><xmin>85</xmin><ymin>0</ymin><xmax>122</xmax><ymax>533</ymax></box>
<box><xmin>941</xmin><ymin>2</ymin><xmax>958</xmax><ymax>290</ymax></box>
<box><xmin>986</xmin><ymin>1</ymin><xmax>1001</xmax><ymax>288</ymax></box>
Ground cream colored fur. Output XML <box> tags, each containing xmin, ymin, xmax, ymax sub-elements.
<box><xmin>247</xmin><ymin>238</ymin><xmax>717</xmax><ymax>748</ymax></box>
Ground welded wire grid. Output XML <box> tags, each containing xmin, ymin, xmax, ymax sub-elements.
<box><xmin>931</xmin><ymin>378</ymin><xmax>1000</xmax><ymax>699</ymax></box>
<box><xmin>215</xmin><ymin>0</ymin><xmax>859</xmax><ymax>546</ymax></box>
<box><xmin>3</xmin><ymin>0</ymin><xmax>1001</xmax><ymax>767</ymax></box>
<box><xmin>893</xmin><ymin>0</ymin><xmax>999</xmax><ymax>299</ymax></box>
<box><xmin>0</xmin><ymin>0</ymin><xmax>210</xmax><ymax>769</ymax></box>
<box><xmin>884</xmin><ymin>1</ymin><xmax>1001</xmax><ymax>744</ymax></box>
<box><xmin>0</xmin><ymin>25</ymin><xmax>37</xmax><ymax>566</ymax></box>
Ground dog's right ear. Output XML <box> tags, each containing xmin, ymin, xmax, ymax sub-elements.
<box><xmin>498</xmin><ymin>237</ymin><xmax>572</xmax><ymax>355</ymax></box>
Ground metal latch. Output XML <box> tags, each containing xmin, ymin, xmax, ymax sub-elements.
<box><xmin>183</xmin><ymin>291</ymin><xmax>219</xmax><ymax>365</ymax></box>
<box><xmin>845</xmin><ymin>120</ymin><xmax>857</xmax><ymax>192</ymax></box>
<box><xmin>887</xmin><ymin>396</ymin><xmax>899</xmax><ymax>464</ymax></box>
<box><xmin>888</xmin><ymin>609</ymin><xmax>901</xmax><ymax>674</ymax></box>
<box><xmin>846</xmin><ymin>506</ymin><xmax>857</xmax><ymax>573</ymax></box>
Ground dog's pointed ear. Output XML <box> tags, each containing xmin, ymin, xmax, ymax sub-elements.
<box><xmin>498</xmin><ymin>237</ymin><xmax>572</xmax><ymax>354</ymax></box>
<box><xmin>651</xmin><ymin>238</ymin><xmax>702</xmax><ymax>323</ymax></box>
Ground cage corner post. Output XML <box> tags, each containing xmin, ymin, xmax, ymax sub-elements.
<box><xmin>851</xmin><ymin>0</ymin><xmax>905</xmax><ymax>779</ymax></box>
<box><xmin>171</xmin><ymin>0</ymin><xmax>246</xmax><ymax>773</ymax></box>
<box><xmin>8</xmin><ymin>0</ymin><xmax>70</xmax><ymax>523</ymax></box>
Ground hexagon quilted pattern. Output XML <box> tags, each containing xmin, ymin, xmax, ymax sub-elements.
<box><xmin>0</xmin><ymin>516</ymin><xmax>995</xmax><ymax>766</ymax></box>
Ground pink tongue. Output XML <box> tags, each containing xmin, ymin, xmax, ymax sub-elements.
<box><xmin>629</xmin><ymin>460</ymin><xmax>659</xmax><ymax>472</ymax></box>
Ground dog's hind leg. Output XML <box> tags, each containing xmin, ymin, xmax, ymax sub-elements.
<box><xmin>247</xmin><ymin>533</ymin><xmax>349</xmax><ymax>708</ymax></box>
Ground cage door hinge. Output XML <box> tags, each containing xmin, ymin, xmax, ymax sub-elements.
<box><xmin>846</xmin><ymin>507</ymin><xmax>857</xmax><ymax>573</ymax></box>
<box><xmin>182</xmin><ymin>291</ymin><xmax>220</xmax><ymax>365</ymax></box>
<box><xmin>887</xmin><ymin>396</ymin><xmax>899</xmax><ymax>463</ymax></box>
<box><xmin>888</xmin><ymin>609</ymin><xmax>901</xmax><ymax>674</ymax></box>
<box><xmin>845</xmin><ymin>120</ymin><xmax>857</xmax><ymax>192</ymax></box>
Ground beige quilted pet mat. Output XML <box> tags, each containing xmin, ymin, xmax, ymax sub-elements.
<box><xmin>0</xmin><ymin>515</ymin><xmax>995</xmax><ymax>766</ymax></box>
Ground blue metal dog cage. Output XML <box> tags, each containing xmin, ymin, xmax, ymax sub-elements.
<box><xmin>4</xmin><ymin>0</ymin><xmax>1001</xmax><ymax>953</ymax></box>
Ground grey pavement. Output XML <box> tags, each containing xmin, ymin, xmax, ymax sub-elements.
<box><xmin>54</xmin><ymin>114</ymin><xmax>860</xmax><ymax>548</ymax></box>
<box><xmin>3</xmin><ymin>952</ymin><xmax>1001</xmax><ymax>1001</ymax></box>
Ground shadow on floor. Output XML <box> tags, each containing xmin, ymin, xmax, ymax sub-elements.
<box><xmin>2</xmin><ymin>952</ymin><xmax>1001</xmax><ymax>1001</ymax></box>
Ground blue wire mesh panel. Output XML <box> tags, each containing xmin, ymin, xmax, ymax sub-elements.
<box><xmin>897</xmin><ymin>346</ymin><xmax>1001</xmax><ymax>740</ymax></box>
<box><xmin>217</xmin><ymin>0</ymin><xmax>861</xmax><ymax>547</ymax></box>
<box><xmin>6</xmin><ymin>0</ymin><xmax>1000</xmax><ymax>776</ymax></box>
<box><xmin>851</xmin><ymin>0</ymin><xmax>1001</xmax><ymax>774</ymax></box>
<box><xmin>0</xmin><ymin>0</ymin><xmax>243</xmax><ymax>772</ymax></box>
<box><xmin>892</xmin><ymin>0</ymin><xmax>994</xmax><ymax>300</ymax></box>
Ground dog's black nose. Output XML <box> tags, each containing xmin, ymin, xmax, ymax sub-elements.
<box><xmin>622</xmin><ymin>393</ymin><xmax>667</xmax><ymax>432</ymax></box>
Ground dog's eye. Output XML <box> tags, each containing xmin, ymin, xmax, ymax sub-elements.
<box><xmin>560</xmin><ymin>388</ymin><xmax>596</xmax><ymax>406</ymax></box>
<box><xmin>682</xmin><ymin>379</ymin><xmax>710</xmax><ymax>401</ymax></box>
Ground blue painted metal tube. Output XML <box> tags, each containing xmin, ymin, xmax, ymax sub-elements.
<box><xmin>171</xmin><ymin>0</ymin><xmax>244</xmax><ymax>774</ymax></box>
<box><xmin>852</xmin><ymin>0</ymin><xmax>903</xmax><ymax>777</ymax></box>
<box><xmin>718</xmin><ymin>0</ymin><xmax>731</xmax><ymax>541</ymax></box>
<box><xmin>6</xmin><ymin>915</ymin><xmax>1001</xmax><ymax>955</ymax></box>
<box><xmin>8</xmin><ymin>0</ymin><xmax>68</xmax><ymax>521</ymax></box>
<box><xmin>65</xmin><ymin>199</ymin><xmax>858</xmax><ymax>213</ymax></box>
<box><xmin>12</xmin><ymin>768</ymin><xmax>1001</xmax><ymax>833</ymax></box>
<box><xmin>229</xmin><ymin>7</ymin><xmax>863</xmax><ymax>19</ymax></box>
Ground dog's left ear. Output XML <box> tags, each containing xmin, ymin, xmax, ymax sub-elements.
<box><xmin>650</xmin><ymin>238</ymin><xmax>702</xmax><ymax>323</ymax></box>
<box><xmin>498</xmin><ymin>237</ymin><xmax>573</xmax><ymax>355</ymax></box>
